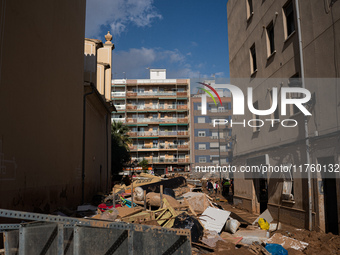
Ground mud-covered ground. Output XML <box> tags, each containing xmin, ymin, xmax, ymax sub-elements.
<box><xmin>195</xmin><ymin>189</ymin><xmax>340</xmax><ymax>255</ymax></box>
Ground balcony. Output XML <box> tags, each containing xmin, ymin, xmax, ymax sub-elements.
<box><xmin>128</xmin><ymin>131</ymin><xmax>189</xmax><ymax>137</ymax></box>
<box><xmin>115</xmin><ymin>105</ymin><xmax>126</xmax><ymax>110</ymax></box>
<box><xmin>128</xmin><ymin>131</ymin><xmax>158</xmax><ymax>137</ymax></box>
<box><xmin>178</xmin><ymin>144</ymin><xmax>189</xmax><ymax>149</ymax></box>
<box><xmin>112</xmin><ymin>118</ymin><xmax>126</xmax><ymax>123</ymax></box>
<box><xmin>126</xmin><ymin>91</ymin><xmax>177</xmax><ymax>97</ymax></box>
<box><xmin>129</xmin><ymin>145</ymin><xmax>158</xmax><ymax>150</ymax></box>
<box><xmin>111</xmin><ymin>92</ymin><xmax>126</xmax><ymax>97</ymax></box>
<box><xmin>126</xmin><ymin>105</ymin><xmax>137</xmax><ymax>110</ymax></box>
<box><xmin>126</xmin><ymin>92</ymin><xmax>137</xmax><ymax>97</ymax></box>
<box><xmin>159</xmin><ymin>131</ymin><xmax>189</xmax><ymax>136</ymax></box>
<box><xmin>157</xmin><ymin>158</ymin><xmax>189</xmax><ymax>163</ymax></box>
<box><xmin>177</xmin><ymin>105</ymin><xmax>188</xmax><ymax>110</ymax></box>
<box><xmin>177</xmin><ymin>92</ymin><xmax>187</xmax><ymax>97</ymax></box>
<box><xmin>126</xmin><ymin>117</ymin><xmax>188</xmax><ymax>124</ymax></box>
<box><xmin>125</xmin><ymin>104</ymin><xmax>188</xmax><ymax>111</ymax></box>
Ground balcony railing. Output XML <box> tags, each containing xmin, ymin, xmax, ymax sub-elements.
<box><xmin>178</xmin><ymin>144</ymin><xmax>189</xmax><ymax>149</ymax></box>
<box><xmin>130</xmin><ymin>157</ymin><xmax>189</xmax><ymax>164</ymax></box>
<box><xmin>177</xmin><ymin>105</ymin><xmax>188</xmax><ymax>110</ymax></box>
<box><xmin>111</xmin><ymin>92</ymin><xmax>126</xmax><ymax>97</ymax></box>
<box><xmin>115</xmin><ymin>105</ymin><xmax>126</xmax><ymax>110</ymax></box>
<box><xmin>129</xmin><ymin>143</ymin><xmax>189</xmax><ymax>150</ymax></box>
<box><xmin>125</xmin><ymin>105</ymin><xmax>188</xmax><ymax>111</ymax></box>
<box><xmin>111</xmin><ymin>118</ymin><xmax>126</xmax><ymax>123</ymax></box>
<box><xmin>128</xmin><ymin>131</ymin><xmax>189</xmax><ymax>137</ymax></box>
<box><xmin>126</xmin><ymin>118</ymin><xmax>188</xmax><ymax>124</ymax></box>
<box><xmin>126</xmin><ymin>105</ymin><xmax>137</xmax><ymax>110</ymax></box>
<box><xmin>126</xmin><ymin>91</ymin><xmax>177</xmax><ymax>97</ymax></box>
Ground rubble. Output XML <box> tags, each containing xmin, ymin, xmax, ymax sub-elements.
<box><xmin>199</xmin><ymin>207</ymin><xmax>231</xmax><ymax>233</ymax></box>
<box><xmin>266</xmin><ymin>233</ymin><xmax>308</xmax><ymax>251</ymax></box>
<box><xmin>181</xmin><ymin>192</ymin><xmax>210</xmax><ymax>213</ymax></box>
<box><xmin>233</xmin><ymin>229</ymin><xmax>269</xmax><ymax>245</ymax></box>
<box><xmin>225</xmin><ymin>218</ymin><xmax>241</xmax><ymax>234</ymax></box>
<box><xmin>253</xmin><ymin>209</ymin><xmax>274</xmax><ymax>225</ymax></box>
<box><xmin>2</xmin><ymin>174</ymin><xmax>331</xmax><ymax>254</ymax></box>
<box><xmin>146</xmin><ymin>192</ymin><xmax>180</xmax><ymax>208</ymax></box>
<box><xmin>173</xmin><ymin>212</ymin><xmax>204</xmax><ymax>242</ymax></box>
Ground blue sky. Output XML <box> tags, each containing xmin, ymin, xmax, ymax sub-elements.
<box><xmin>85</xmin><ymin>0</ymin><xmax>230</xmax><ymax>87</ymax></box>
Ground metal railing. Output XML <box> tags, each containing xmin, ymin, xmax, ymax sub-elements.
<box><xmin>0</xmin><ymin>209</ymin><xmax>191</xmax><ymax>254</ymax></box>
<box><xmin>115</xmin><ymin>105</ymin><xmax>126</xmax><ymax>110</ymax></box>
<box><xmin>111</xmin><ymin>92</ymin><xmax>126</xmax><ymax>97</ymax></box>
<box><xmin>128</xmin><ymin>131</ymin><xmax>189</xmax><ymax>137</ymax></box>
<box><xmin>126</xmin><ymin>118</ymin><xmax>188</xmax><ymax>124</ymax></box>
<box><xmin>111</xmin><ymin>118</ymin><xmax>126</xmax><ymax>123</ymax></box>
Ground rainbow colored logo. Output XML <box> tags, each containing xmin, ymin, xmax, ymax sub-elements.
<box><xmin>197</xmin><ymin>82</ymin><xmax>223</xmax><ymax>107</ymax></box>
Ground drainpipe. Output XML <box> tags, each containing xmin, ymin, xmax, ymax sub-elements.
<box><xmin>82</xmin><ymin>84</ymin><xmax>95</xmax><ymax>205</ymax></box>
<box><xmin>294</xmin><ymin>0</ymin><xmax>312</xmax><ymax>231</ymax></box>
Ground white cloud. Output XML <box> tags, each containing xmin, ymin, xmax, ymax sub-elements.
<box><xmin>112</xmin><ymin>47</ymin><xmax>207</xmax><ymax>79</ymax></box>
<box><xmin>215</xmin><ymin>72</ymin><xmax>224</xmax><ymax>76</ymax></box>
<box><xmin>85</xmin><ymin>0</ymin><xmax>162</xmax><ymax>38</ymax></box>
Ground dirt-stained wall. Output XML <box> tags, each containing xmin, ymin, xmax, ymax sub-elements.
<box><xmin>0</xmin><ymin>0</ymin><xmax>87</xmax><ymax>212</ymax></box>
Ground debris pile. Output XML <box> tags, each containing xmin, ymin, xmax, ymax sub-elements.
<box><xmin>88</xmin><ymin>174</ymin><xmax>312</xmax><ymax>254</ymax></box>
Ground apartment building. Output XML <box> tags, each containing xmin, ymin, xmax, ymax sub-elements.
<box><xmin>112</xmin><ymin>69</ymin><xmax>190</xmax><ymax>175</ymax></box>
<box><xmin>190</xmin><ymin>82</ymin><xmax>233</xmax><ymax>177</ymax></box>
<box><xmin>227</xmin><ymin>0</ymin><xmax>340</xmax><ymax>233</ymax></box>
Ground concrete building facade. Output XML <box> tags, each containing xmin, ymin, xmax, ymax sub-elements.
<box><xmin>227</xmin><ymin>0</ymin><xmax>340</xmax><ymax>233</ymax></box>
<box><xmin>112</xmin><ymin>69</ymin><xmax>190</xmax><ymax>175</ymax></box>
<box><xmin>190</xmin><ymin>81</ymin><xmax>233</xmax><ymax>177</ymax></box>
<box><xmin>0</xmin><ymin>0</ymin><xmax>114</xmax><ymax>213</ymax></box>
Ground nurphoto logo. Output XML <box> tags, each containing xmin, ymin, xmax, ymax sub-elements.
<box><xmin>198</xmin><ymin>82</ymin><xmax>312</xmax><ymax>128</ymax></box>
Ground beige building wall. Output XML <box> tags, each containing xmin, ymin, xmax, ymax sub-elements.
<box><xmin>83</xmin><ymin>84</ymin><xmax>113</xmax><ymax>199</ymax></box>
<box><xmin>0</xmin><ymin>0</ymin><xmax>87</xmax><ymax>212</ymax></box>
<box><xmin>227</xmin><ymin>0</ymin><xmax>340</xmax><ymax>231</ymax></box>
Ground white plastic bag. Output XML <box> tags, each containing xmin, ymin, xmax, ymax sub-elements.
<box><xmin>224</xmin><ymin>218</ymin><xmax>241</xmax><ymax>234</ymax></box>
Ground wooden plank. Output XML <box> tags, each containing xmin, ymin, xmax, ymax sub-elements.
<box><xmin>116</xmin><ymin>206</ymin><xmax>143</xmax><ymax>218</ymax></box>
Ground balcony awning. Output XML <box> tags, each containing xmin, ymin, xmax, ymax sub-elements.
<box><xmin>177</xmin><ymin>98</ymin><xmax>188</xmax><ymax>100</ymax></box>
<box><xmin>127</xmin><ymin>124</ymin><xmax>148</xmax><ymax>126</ymax></box>
<box><xmin>159</xmin><ymin>97</ymin><xmax>176</xmax><ymax>99</ymax></box>
<box><xmin>159</xmin><ymin>123</ymin><xmax>188</xmax><ymax>126</ymax></box>
<box><xmin>132</xmin><ymin>137</ymin><xmax>159</xmax><ymax>139</ymax></box>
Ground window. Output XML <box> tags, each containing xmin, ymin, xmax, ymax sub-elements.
<box><xmin>270</xmin><ymin>89</ymin><xmax>280</xmax><ymax>120</ymax></box>
<box><xmin>253</xmin><ymin>101</ymin><xmax>261</xmax><ymax>132</ymax></box>
<box><xmin>250</xmin><ymin>44</ymin><xmax>257</xmax><ymax>74</ymax></box>
<box><xmin>288</xmin><ymin>74</ymin><xmax>302</xmax><ymax>115</ymax></box>
<box><xmin>266</xmin><ymin>22</ymin><xmax>275</xmax><ymax>56</ymax></box>
<box><xmin>283</xmin><ymin>0</ymin><xmax>295</xmax><ymax>38</ymax></box>
<box><xmin>210</xmin><ymin>142</ymin><xmax>219</xmax><ymax>148</ymax></box>
<box><xmin>198</xmin><ymin>131</ymin><xmax>206</xmax><ymax>137</ymax></box>
<box><xmin>198</xmin><ymin>144</ymin><xmax>206</xmax><ymax>150</ymax></box>
<box><xmin>246</xmin><ymin>0</ymin><xmax>253</xmax><ymax>20</ymax></box>
<box><xmin>198</xmin><ymin>117</ymin><xmax>205</xmax><ymax>123</ymax></box>
<box><xmin>199</xmin><ymin>157</ymin><xmax>207</xmax><ymax>163</ymax></box>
